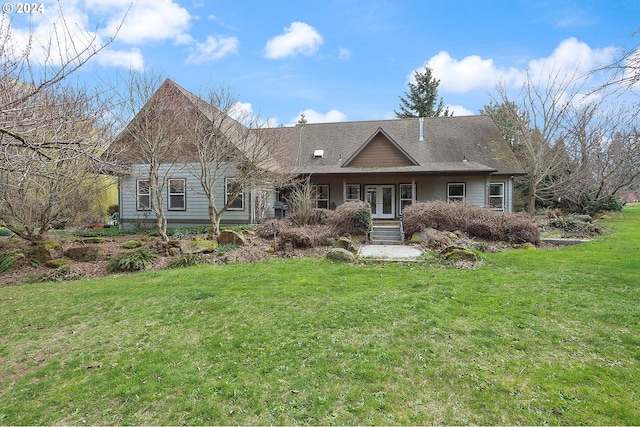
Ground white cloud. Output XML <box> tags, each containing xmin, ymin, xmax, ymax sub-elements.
<box><xmin>425</xmin><ymin>52</ymin><xmax>520</xmax><ymax>93</ymax></box>
<box><xmin>98</xmin><ymin>0</ymin><xmax>192</xmax><ymax>45</ymax></box>
<box><xmin>527</xmin><ymin>37</ymin><xmax>616</xmax><ymax>84</ymax></box>
<box><xmin>186</xmin><ymin>35</ymin><xmax>239</xmax><ymax>64</ymax></box>
<box><xmin>421</xmin><ymin>37</ymin><xmax>617</xmax><ymax>94</ymax></box>
<box><xmin>264</xmin><ymin>22</ymin><xmax>323</xmax><ymax>59</ymax></box>
<box><xmin>95</xmin><ymin>48</ymin><xmax>145</xmax><ymax>71</ymax></box>
<box><xmin>291</xmin><ymin>109</ymin><xmax>347</xmax><ymax>125</ymax></box>
<box><xmin>228</xmin><ymin>101</ymin><xmax>254</xmax><ymax>122</ymax></box>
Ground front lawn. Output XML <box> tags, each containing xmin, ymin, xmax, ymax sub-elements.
<box><xmin>0</xmin><ymin>206</ymin><xmax>638</xmax><ymax>425</ymax></box>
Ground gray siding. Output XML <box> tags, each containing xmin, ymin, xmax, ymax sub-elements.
<box><xmin>119</xmin><ymin>162</ymin><xmax>270</xmax><ymax>229</ymax></box>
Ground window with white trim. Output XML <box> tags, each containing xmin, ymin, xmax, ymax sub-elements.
<box><xmin>168</xmin><ymin>178</ymin><xmax>186</xmax><ymax>210</ymax></box>
<box><xmin>447</xmin><ymin>182</ymin><xmax>465</xmax><ymax>203</ymax></box>
<box><xmin>489</xmin><ymin>182</ymin><xmax>505</xmax><ymax>211</ymax></box>
<box><xmin>313</xmin><ymin>184</ymin><xmax>329</xmax><ymax>209</ymax></box>
<box><xmin>225</xmin><ymin>178</ymin><xmax>244</xmax><ymax>210</ymax></box>
<box><xmin>399</xmin><ymin>183</ymin><xmax>414</xmax><ymax>214</ymax></box>
<box><xmin>137</xmin><ymin>180</ymin><xmax>151</xmax><ymax>211</ymax></box>
<box><xmin>346</xmin><ymin>184</ymin><xmax>361</xmax><ymax>201</ymax></box>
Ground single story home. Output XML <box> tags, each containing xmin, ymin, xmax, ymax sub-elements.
<box><xmin>108</xmin><ymin>79</ymin><xmax>524</xmax><ymax>229</ymax></box>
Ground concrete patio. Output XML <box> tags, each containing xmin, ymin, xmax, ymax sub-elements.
<box><xmin>358</xmin><ymin>244</ymin><xmax>423</xmax><ymax>260</ymax></box>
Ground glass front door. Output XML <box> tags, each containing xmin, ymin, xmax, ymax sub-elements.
<box><xmin>365</xmin><ymin>185</ymin><xmax>395</xmax><ymax>219</ymax></box>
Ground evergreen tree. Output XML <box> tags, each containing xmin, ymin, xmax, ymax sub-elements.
<box><xmin>395</xmin><ymin>66</ymin><xmax>451</xmax><ymax>118</ymax></box>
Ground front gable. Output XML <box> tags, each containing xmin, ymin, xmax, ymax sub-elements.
<box><xmin>342</xmin><ymin>128</ymin><xmax>418</xmax><ymax>168</ymax></box>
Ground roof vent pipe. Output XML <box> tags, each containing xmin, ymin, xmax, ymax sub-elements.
<box><xmin>419</xmin><ymin>117</ymin><xmax>424</xmax><ymax>141</ymax></box>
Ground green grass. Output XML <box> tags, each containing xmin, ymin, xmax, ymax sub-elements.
<box><xmin>1</xmin><ymin>206</ymin><xmax>639</xmax><ymax>425</ymax></box>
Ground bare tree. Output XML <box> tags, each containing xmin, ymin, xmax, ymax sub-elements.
<box><xmin>186</xmin><ymin>86</ymin><xmax>294</xmax><ymax>235</ymax></box>
<box><xmin>559</xmin><ymin>102</ymin><xmax>640</xmax><ymax>212</ymax></box>
<box><xmin>108</xmin><ymin>74</ymin><xmax>186</xmax><ymax>242</ymax></box>
<box><xmin>0</xmin><ymin>6</ymin><xmax>121</xmax><ymax>241</ymax></box>
<box><xmin>488</xmin><ymin>68</ymin><xmax>586</xmax><ymax>213</ymax></box>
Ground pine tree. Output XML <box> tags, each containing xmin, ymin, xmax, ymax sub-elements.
<box><xmin>395</xmin><ymin>66</ymin><xmax>451</xmax><ymax>118</ymax></box>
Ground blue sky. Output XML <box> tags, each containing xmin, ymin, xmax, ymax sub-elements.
<box><xmin>5</xmin><ymin>0</ymin><xmax>640</xmax><ymax>125</ymax></box>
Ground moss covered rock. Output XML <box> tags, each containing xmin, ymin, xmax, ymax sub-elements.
<box><xmin>441</xmin><ymin>246</ymin><xmax>478</xmax><ymax>263</ymax></box>
<box><xmin>327</xmin><ymin>247</ymin><xmax>356</xmax><ymax>262</ymax></box>
<box><xmin>180</xmin><ymin>238</ymin><xmax>219</xmax><ymax>254</ymax></box>
<box><xmin>34</xmin><ymin>241</ymin><xmax>63</xmax><ymax>263</ymax></box>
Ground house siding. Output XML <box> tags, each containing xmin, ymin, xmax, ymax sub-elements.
<box><xmin>118</xmin><ymin>162</ymin><xmax>264</xmax><ymax>229</ymax></box>
<box><xmin>308</xmin><ymin>173</ymin><xmax>514</xmax><ymax>217</ymax></box>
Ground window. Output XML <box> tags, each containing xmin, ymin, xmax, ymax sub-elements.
<box><xmin>399</xmin><ymin>183</ymin><xmax>414</xmax><ymax>214</ymax></box>
<box><xmin>137</xmin><ymin>180</ymin><xmax>151</xmax><ymax>211</ymax></box>
<box><xmin>346</xmin><ymin>184</ymin><xmax>361</xmax><ymax>201</ymax></box>
<box><xmin>168</xmin><ymin>178</ymin><xmax>186</xmax><ymax>210</ymax></box>
<box><xmin>313</xmin><ymin>184</ymin><xmax>329</xmax><ymax>209</ymax></box>
<box><xmin>225</xmin><ymin>178</ymin><xmax>244</xmax><ymax>210</ymax></box>
<box><xmin>489</xmin><ymin>182</ymin><xmax>505</xmax><ymax>211</ymax></box>
<box><xmin>447</xmin><ymin>183</ymin><xmax>465</xmax><ymax>203</ymax></box>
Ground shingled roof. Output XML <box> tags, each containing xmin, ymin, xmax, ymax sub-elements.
<box><xmin>273</xmin><ymin>116</ymin><xmax>524</xmax><ymax>175</ymax></box>
<box><xmin>107</xmin><ymin>79</ymin><xmax>523</xmax><ymax>177</ymax></box>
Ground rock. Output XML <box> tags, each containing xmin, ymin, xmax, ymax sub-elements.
<box><xmin>335</xmin><ymin>236</ymin><xmax>357</xmax><ymax>253</ymax></box>
<box><xmin>179</xmin><ymin>238</ymin><xmax>219</xmax><ymax>254</ymax></box>
<box><xmin>64</xmin><ymin>245</ymin><xmax>103</xmax><ymax>262</ymax></box>
<box><xmin>441</xmin><ymin>246</ymin><xmax>478</xmax><ymax>263</ymax></box>
<box><xmin>326</xmin><ymin>247</ymin><xmax>356</xmax><ymax>262</ymax></box>
<box><xmin>34</xmin><ymin>241</ymin><xmax>63</xmax><ymax>263</ymax></box>
<box><xmin>575</xmin><ymin>214</ymin><xmax>593</xmax><ymax>223</ymax></box>
<box><xmin>320</xmin><ymin>236</ymin><xmax>336</xmax><ymax>247</ymax></box>
<box><xmin>217</xmin><ymin>230</ymin><xmax>246</xmax><ymax>246</ymax></box>
<box><xmin>123</xmin><ymin>240</ymin><xmax>144</xmax><ymax>249</ymax></box>
<box><xmin>46</xmin><ymin>258</ymin><xmax>71</xmax><ymax>268</ymax></box>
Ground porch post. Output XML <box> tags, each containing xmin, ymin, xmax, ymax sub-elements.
<box><xmin>343</xmin><ymin>179</ymin><xmax>346</xmax><ymax>204</ymax></box>
<box><xmin>412</xmin><ymin>178</ymin><xmax>416</xmax><ymax>204</ymax></box>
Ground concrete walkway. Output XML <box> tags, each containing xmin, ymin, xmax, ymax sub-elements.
<box><xmin>358</xmin><ymin>244</ymin><xmax>423</xmax><ymax>260</ymax></box>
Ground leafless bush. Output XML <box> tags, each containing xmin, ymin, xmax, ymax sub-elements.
<box><xmin>330</xmin><ymin>200</ymin><xmax>372</xmax><ymax>236</ymax></box>
<box><xmin>506</xmin><ymin>212</ymin><xmax>541</xmax><ymax>244</ymax></box>
<box><xmin>278</xmin><ymin>225</ymin><xmax>338</xmax><ymax>248</ymax></box>
<box><xmin>255</xmin><ymin>219</ymin><xmax>284</xmax><ymax>240</ymax></box>
<box><xmin>403</xmin><ymin>201</ymin><xmax>540</xmax><ymax>244</ymax></box>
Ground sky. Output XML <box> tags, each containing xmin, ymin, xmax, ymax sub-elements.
<box><xmin>4</xmin><ymin>0</ymin><xmax>640</xmax><ymax>126</ymax></box>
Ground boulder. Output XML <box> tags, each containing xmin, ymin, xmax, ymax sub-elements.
<box><xmin>64</xmin><ymin>245</ymin><xmax>103</xmax><ymax>262</ymax></box>
<box><xmin>441</xmin><ymin>246</ymin><xmax>478</xmax><ymax>263</ymax></box>
<box><xmin>217</xmin><ymin>230</ymin><xmax>246</xmax><ymax>246</ymax></box>
<box><xmin>326</xmin><ymin>247</ymin><xmax>356</xmax><ymax>262</ymax></box>
<box><xmin>575</xmin><ymin>214</ymin><xmax>593</xmax><ymax>223</ymax></box>
<box><xmin>34</xmin><ymin>241</ymin><xmax>63</xmax><ymax>263</ymax></box>
<box><xmin>335</xmin><ymin>236</ymin><xmax>357</xmax><ymax>253</ymax></box>
<box><xmin>179</xmin><ymin>238</ymin><xmax>219</xmax><ymax>254</ymax></box>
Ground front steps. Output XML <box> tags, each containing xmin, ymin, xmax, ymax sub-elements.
<box><xmin>370</xmin><ymin>221</ymin><xmax>404</xmax><ymax>245</ymax></box>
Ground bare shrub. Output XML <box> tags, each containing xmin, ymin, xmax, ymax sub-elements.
<box><xmin>403</xmin><ymin>201</ymin><xmax>540</xmax><ymax>244</ymax></box>
<box><xmin>255</xmin><ymin>219</ymin><xmax>284</xmax><ymax>240</ymax></box>
<box><xmin>506</xmin><ymin>212</ymin><xmax>541</xmax><ymax>244</ymax></box>
<box><xmin>330</xmin><ymin>200</ymin><xmax>372</xmax><ymax>236</ymax></box>
<box><xmin>278</xmin><ymin>225</ymin><xmax>338</xmax><ymax>248</ymax></box>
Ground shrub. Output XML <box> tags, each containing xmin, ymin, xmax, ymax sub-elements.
<box><xmin>108</xmin><ymin>247</ymin><xmax>157</xmax><ymax>272</ymax></box>
<box><xmin>289</xmin><ymin>208</ymin><xmax>333</xmax><ymax>226</ymax></box>
<box><xmin>403</xmin><ymin>201</ymin><xmax>540</xmax><ymax>244</ymax></box>
<box><xmin>167</xmin><ymin>254</ymin><xmax>203</xmax><ymax>269</ymax></box>
<box><xmin>278</xmin><ymin>225</ymin><xmax>338</xmax><ymax>249</ymax></box>
<box><xmin>255</xmin><ymin>219</ymin><xmax>284</xmax><ymax>240</ymax></box>
<box><xmin>0</xmin><ymin>227</ymin><xmax>13</xmax><ymax>237</ymax></box>
<box><xmin>330</xmin><ymin>200</ymin><xmax>372</xmax><ymax>236</ymax></box>
<box><xmin>0</xmin><ymin>250</ymin><xmax>24</xmax><ymax>274</ymax></box>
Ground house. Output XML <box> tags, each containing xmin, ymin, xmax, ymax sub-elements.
<box><xmin>108</xmin><ymin>79</ymin><xmax>524</xmax><ymax>230</ymax></box>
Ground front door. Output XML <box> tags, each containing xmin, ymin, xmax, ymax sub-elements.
<box><xmin>366</xmin><ymin>185</ymin><xmax>395</xmax><ymax>219</ymax></box>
